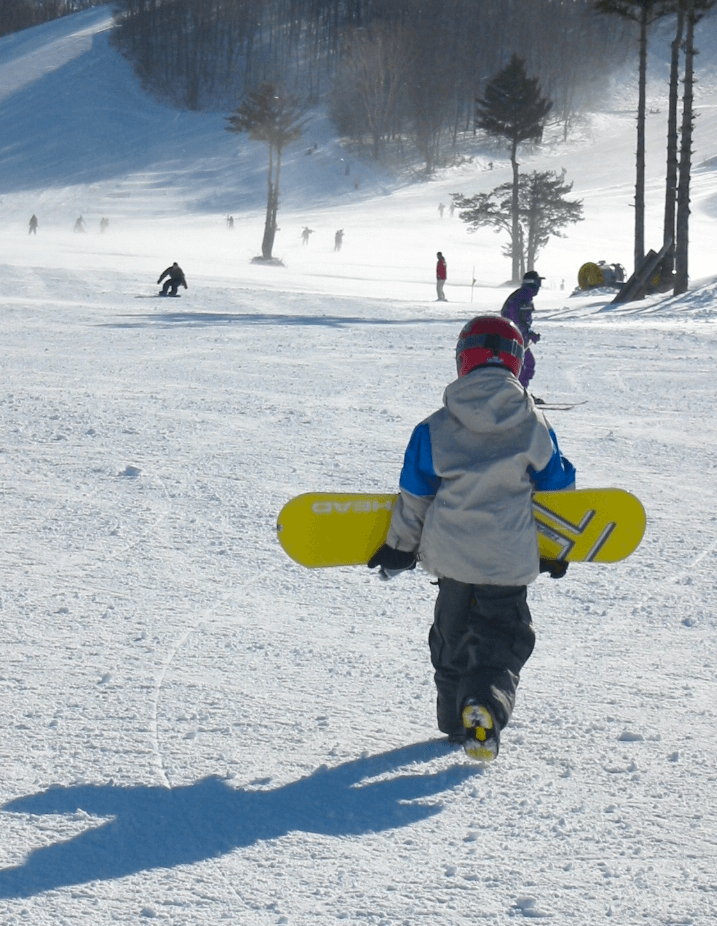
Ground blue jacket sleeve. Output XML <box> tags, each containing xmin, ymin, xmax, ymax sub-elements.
<box><xmin>529</xmin><ymin>428</ymin><xmax>576</xmax><ymax>491</ymax></box>
<box><xmin>399</xmin><ymin>422</ymin><xmax>442</xmax><ymax>498</ymax></box>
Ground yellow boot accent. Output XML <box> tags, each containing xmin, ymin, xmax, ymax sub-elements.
<box><xmin>461</xmin><ymin>703</ymin><xmax>499</xmax><ymax>762</ymax></box>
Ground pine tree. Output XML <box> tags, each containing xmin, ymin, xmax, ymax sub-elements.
<box><xmin>475</xmin><ymin>55</ymin><xmax>552</xmax><ymax>283</ymax></box>
<box><xmin>453</xmin><ymin>170</ymin><xmax>583</xmax><ymax>273</ymax></box>
<box><xmin>673</xmin><ymin>3</ymin><xmax>695</xmax><ymax>294</ymax></box>
<box><xmin>594</xmin><ymin>1</ymin><xmax>672</xmax><ymax>274</ymax></box>
<box><xmin>662</xmin><ymin>4</ymin><xmax>685</xmax><ymax>281</ymax></box>
<box><xmin>226</xmin><ymin>83</ymin><xmax>309</xmax><ymax>262</ymax></box>
<box><xmin>671</xmin><ymin>0</ymin><xmax>715</xmax><ymax>294</ymax></box>
<box><xmin>523</xmin><ymin>171</ymin><xmax>584</xmax><ymax>271</ymax></box>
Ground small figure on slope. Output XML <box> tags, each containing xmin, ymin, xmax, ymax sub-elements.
<box><xmin>157</xmin><ymin>262</ymin><xmax>188</xmax><ymax>297</ymax></box>
<box><xmin>28</xmin><ymin>214</ymin><xmax>38</xmax><ymax>235</ymax></box>
<box><xmin>73</xmin><ymin>215</ymin><xmax>86</xmax><ymax>233</ymax></box>
<box><xmin>368</xmin><ymin>315</ymin><xmax>575</xmax><ymax>762</ymax></box>
<box><xmin>334</xmin><ymin>229</ymin><xmax>344</xmax><ymax>252</ymax></box>
<box><xmin>500</xmin><ymin>270</ymin><xmax>543</xmax><ymax>393</ymax></box>
<box><xmin>301</xmin><ymin>226</ymin><xmax>314</xmax><ymax>246</ymax></box>
<box><xmin>436</xmin><ymin>251</ymin><xmax>448</xmax><ymax>302</ymax></box>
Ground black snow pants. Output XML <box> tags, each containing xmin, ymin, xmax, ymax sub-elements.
<box><xmin>429</xmin><ymin>578</ymin><xmax>536</xmax><ymax>737</ymax></box>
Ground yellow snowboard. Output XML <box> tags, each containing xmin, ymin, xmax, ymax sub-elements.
<box><xmin>277</xmin><ymin>489</ymin><xmax>646</xmax><ymax>569</ymax></box>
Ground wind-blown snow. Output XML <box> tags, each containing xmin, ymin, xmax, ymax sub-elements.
<box><xmin>1</xmin><ymin>7</ymin><xmax>716</xmax><ymax>925</ymax></box>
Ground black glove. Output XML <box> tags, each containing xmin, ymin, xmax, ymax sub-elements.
<box><xmin>367</xmin><ymin>544</ymin><xmax>417</xmax><ymax>581</ymax></box>
<box><xmin>540</xmin><ymin>557</ymin><xmax>568</xmax><ymax>579</ymax></box>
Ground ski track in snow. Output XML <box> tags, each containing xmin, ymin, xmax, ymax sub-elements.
<box><xmin>0</xmin><ymin>7</ymin><xmax>717</xmax><ymax>926</ymax></box>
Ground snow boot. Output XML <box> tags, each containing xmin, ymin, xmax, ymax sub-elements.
<box><xmin>461</xmin><ymin>701</ymin><xmax>499</xmax><ymax>762</ymax></box>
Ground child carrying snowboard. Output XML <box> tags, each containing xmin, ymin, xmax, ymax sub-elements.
<box><xmin>368</xmin><ymin>315</ymin><xmax>576</xmax><ymax>762</ymax></box>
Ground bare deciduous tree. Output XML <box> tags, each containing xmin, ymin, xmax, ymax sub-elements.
<box><xmin>330</xmin><ymin>25</ymin><xmax>411</xmax><ymax>161</ymax></box>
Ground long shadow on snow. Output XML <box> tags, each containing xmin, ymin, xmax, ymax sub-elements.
<box><xmin>0</xmin><ymin>739</ymin><xmax>477</xmax><ymax>898</ymax></box>
<box><xmin>104</xmin><ymin>312</ymin><xmax>463</xmax><ymax>330</ymax></box>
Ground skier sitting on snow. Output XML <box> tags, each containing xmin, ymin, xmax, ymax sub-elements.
<box><xmin>501</xmin><ymin>270</ymin><xmax>543</xmax><ymax>394</ymax></box>
<box><xmin>368</xmin><ymin>315</ymin><xmax>575</xmax><ymax>762</ymax></box>
<box><xmin>157</xmin><ymin>262</ymin><xmax>188</xmax><ymax>297</ymax></box>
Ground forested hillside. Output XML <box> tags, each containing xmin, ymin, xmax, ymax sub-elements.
<box><xmin>111</xmin><ymin>0</ymin><xmax>632</xmax><ymax>169</ymax></box>
<box><xmin>0</xmin><ymin>0</ymin><xmax>107</xmax><ymax>38</ymax></box>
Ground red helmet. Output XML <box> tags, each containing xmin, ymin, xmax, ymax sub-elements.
<box><xmin>456</xmin><ymin>315</ymin><xmax>524</xmax><ymax>378</ymax></box>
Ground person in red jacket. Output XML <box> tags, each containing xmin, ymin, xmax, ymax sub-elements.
<box><xmin>436</xmin><ymin>252</ymin><xmax>447</xmax><ymax>301</ymax></box>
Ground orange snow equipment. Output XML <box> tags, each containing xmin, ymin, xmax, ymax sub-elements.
<box><xmin>456</xmin><ymin>315</ymin><xmax>524</xmax><ymax>379</ymax></box>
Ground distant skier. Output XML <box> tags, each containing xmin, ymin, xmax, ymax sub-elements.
<box><xmin>73</xmin><ymin>216</ymin><xmax>86</xmax><ymax>233</ymax></box>
<box><xmin>157</xmin><ymin>262</ymin><xmax>188</xmax><ymax>297</ymax></box>
<box><xmin>501</xmin><ymin>270</ymin><xmax>544</xmax><ymax>393</ymax></box>
<box><xmin>301</xmin><ymin>226</ymin><xmax>314</xmax><ymax>245</ymax></box>
<box><xmin>438</xmin><ymin>202</ymin><xmax>446</xmax><ymax>219</ymax></box>
<box><xmin>436</xmin><ymin>252</ymin><xmax>447</xmax><ymax>302</ymax></box>
<box><xmin>227</xmin><ymin>215</ymin><xmax>234</xmax><ymax>230</ymax></box>
<box><xmin>334</xmin><ymin>229</ymin><xmax>344</xmax><ymax>252</ymax></box>
<box><xmin>367</xmin><ymin>315</ymin><xmax>575</xmax><ymax>762</ymax></box>
<box><xmin>99</xmin><ymin>217</ymin><xmax>109</xmax><ymax>234</ymax></box>
<box><xmin>28</xmin><ymin>214</ymin><xmax>38</xmax><ymax>235</ymax></box>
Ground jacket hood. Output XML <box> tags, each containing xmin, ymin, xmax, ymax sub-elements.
<box><xmin>443</xmin><ymin>366</ymin><xmax>532</xmax><ymax>434</ymax></box>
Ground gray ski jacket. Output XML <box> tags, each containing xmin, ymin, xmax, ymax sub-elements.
<box><xmin>386</xmin><ymin>366</ymin><xmax>575</xmax><ymax>585</ymax></box>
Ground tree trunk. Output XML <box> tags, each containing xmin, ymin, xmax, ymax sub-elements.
<box><xmin>527</xmin><ymin>196</ymin><xmax>538</xmax><ymax>271</ymax></box>
<box><xmin>634</xmin><ymin>5</ymin><xmax>647</xmax><ymax>273</ymax></box>
<box><xmin>663</xmin><ymin>9</ymin><xmax>684</xmax><ymax>277</ymax></box>
<box><xmin>510</xmin><ymin>139</ymin><xmax>521</xmax><ymax>283</ymax></box>
<box><xmin>272</xmin><ymin>147</ymin><xmax>283</xmax><ymax>243</ymax></box>
<box><xmin>674</xmin><ymin>2</ymin><xmax>696</xmax><ymax>296</ymax></box>
<box><xmin>261</xmin><ymin>145</ymin><xmax>277</xmax><ymax>260</ymax></box>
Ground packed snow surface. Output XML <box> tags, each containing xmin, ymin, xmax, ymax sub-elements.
<box><xmin>1</xmin><ymin>8</ymin><xmax>717</xmax><ymax>925</ymax></box>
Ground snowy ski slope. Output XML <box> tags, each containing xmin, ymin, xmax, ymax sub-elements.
<box><xmin>1</xmin><ymin>8</ymin><xmax>717</xmax><ymax>925</ymax></box>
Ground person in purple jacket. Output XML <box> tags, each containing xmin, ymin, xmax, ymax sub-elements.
<box><xmin>500</xmin><ymin>270</ymin><xmax>544</xmax><ymax>392</ymax></box>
